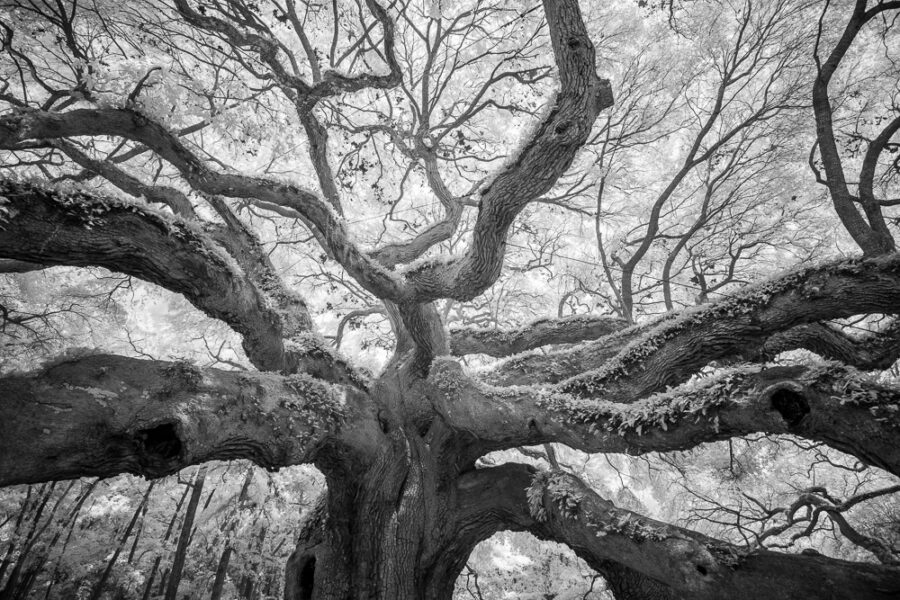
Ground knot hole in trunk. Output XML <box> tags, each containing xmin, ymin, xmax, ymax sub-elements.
<box><xmin>137</xmin><ymin>422</ymin><xmax>183</xmax><ymax>462</ymax></box>
<box><xmin>770</xmin><ymin>388</ymin><xmax>810</xmax><ymax>429</ymax></box>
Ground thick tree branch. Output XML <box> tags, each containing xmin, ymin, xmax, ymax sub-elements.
<box><xmin>485</xmin><ymin>316</ymin><xmax>900</xmax><ymax>389</ymax></box>
<box><xmin>0</xmin><ymin>259</ymin><xmax>46</xmax><ymax>274</ymax></box>
<box><xmin>454</xmin><ymin>464</ymin><xmax>900</xmax><ymax>600</ymax></box>
<box><xmin>53</xmin><ymin>140</ymin><xmax>197</xmax><ymax>218</ymax></box>
<box><xmin>484</xmin><ymin>254</ymin><xmax>900</xmax><ymax>390</ymax></box>
<box><xmin>812</xmin><ymin>0</ymin><xmax>898</xmax><ymax>255</ymax></box>
<box><xmin>432</xmin><ymin>361</ymin><xmax>900</xmax><ymax>476</ymax></box>
<box><xmin>558</xmin><ymin>253</ymin><xmax>900</xmax><ymax>399</ymax></box>
<box><xmin>0</xmin><ymin>180</ymin><xmax>360</xmax><ymax>382</ymax></box>
<box><xmin>449</xmin><ymin>314</ymin><xmax>628</xmax><ymax>357</ymax></box>
<box><xmin>335</xmin><ymin>306</ymin><xmax>385</xmax><ymax>349</ymax></box>
<box><xmin>399</xmin><ymin>0</ymin><xmax>613</xmax><ymax>302</ymax></box>
<box><xmin>304</xmin><ymin>0</ymin><xmax>402</xmax><ymax>101</ymax></box>
<box><xmin>753</xmin><ymin>320</ymin><xmax>900</xmax><ymax>370</ymax></box>
<box><xmin>481</xmin><ymin>319</ymin><xmax>656</xmax><ymax>386</ymax></box>
<box><xmin>201</xmin><ymin>194</ymin><xmax>363</xmax><ymax>382</ymax></box>
<box><xmin>368</xmin><ymin>154</ymin><xmax>465</xmax><ymax>268</ymax></box>
<box><xmin>0</xmin><ymin>107</ymin><xmax>406</xmax><ymax>301</ymax></box>
<box><xmin>0</xmin><ymin>354</ymin><xmax>381</xmax><ymax>487</ymax></box>
<box><xmin>859</xmin><ymin>112</ymin><xmax>900</xmax><ymax>208</ymax></box>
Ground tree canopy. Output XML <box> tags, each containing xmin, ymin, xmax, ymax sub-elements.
<box><xmin>2</xmin><ymin>0</ymin><xmax>900</xmax><ymax>598</ymax></box>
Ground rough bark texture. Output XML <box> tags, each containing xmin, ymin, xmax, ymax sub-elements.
<box><xmin>454</xmin><ymin>464</ymin><xmax>900</xmax><ymax>600</ymax></box>
<box><xmin>2</xmin><ymin>0</ymin><xmax>900</xmax><ymax>598</ymax></box>
<box><xmin>449</xmin><ymin>314</ymin><xmax>628</xmax><ymax>357</ymax></box>
<box><xmin>0</xmin><ymin>354</ymin><xmax>380</xmax><ymax>486</ymax></box>
<box><xmin>0</xmin><ymin>180</ymin><xmax>360</xmax><ymax>381</ymax></box>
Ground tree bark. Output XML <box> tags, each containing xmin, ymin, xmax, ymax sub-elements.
<box><xmin>140</xmin><ymin>482</ymin><xmax>192</xmax><ymax>600</ymax></box>
<box><xmin>0</xmin><ymin>354</ymin><xmax>380</xmax><ymax>486</ymax></box>
<box><xmin>164</xmin><ymin>466</ymin><xmax>207</xmax><ymax>600</ymax></box>
<box><xmin>89</xmin><ymin>481</ymin><xmax>155</xmax><ymax>600</ymax></box>
<box><xmin>210</xmin><ymin>467</ymin><xmax>254</xmax><ymax>600</ymax></box>
<box><xmin>453</xmin><ymin>464</ymin><xmax>900</xmax><ymax>600</ymax></box>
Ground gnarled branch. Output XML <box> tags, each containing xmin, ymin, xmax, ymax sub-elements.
<box><xmin>753</xmin><ymin>320</ymin><xmax>900</xmax><ymax>370</ymax></box>
<box><xmin>432</xmin><ymin>361</ymin><xmax>900</xmax><ymax>476</ymax></box>
<box><xmin>454</xmin><ymin>463</ymin><xmax>900</xmax><ymax>600</ymax></box>
<box><xmin>0</xmin><ymin>107</ymin><xmax>404</xmax><ymax>301</ymax></box>
<box><xmin>558</xmin><ymin>254</ymin><xmax>900</xmax><ymax>398</ymax></box>
<box><xmin>0</xmin><ymin>180</ymin><xmax>360</xmax><ymax>382</ymax></box>
<box><xmin>399</xmin><ymin>0</ymin><xmax>614</xmax><ymax>303</ymax></box>
<box><xmin>449</xmin><ymin>314</ymin><xmax>628</xmax><ymax>357</ymax></box>
<box><xmin>0</xmin><ymin>353</ymin><xmax>381</xmax><ymax>486</ymax></box>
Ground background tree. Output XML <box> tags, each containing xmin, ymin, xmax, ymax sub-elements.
<box><xmin>2</xmin><ymin>0</ymin><xmax>900</xmax><ymax>599</ymax></box>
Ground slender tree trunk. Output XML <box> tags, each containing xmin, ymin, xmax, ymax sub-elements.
<box><xmin>594</xmin><ymin>179</ymin><xmax>625</xmax><ymax>319</ymax></box>
<box><xmin>163</xmin><ymin>465</ymin><xmax>207</xmax><ymax>600</ymax></box>
<box><xmin>0</xmin><ymin>482</ymin><xmax>56</xmax><ymax>600</ymax></box>
<box><xmin>209</xmin><ymin>547</ymin><xmax>233</xmax><ymax>600</ymax></box>
<box><xmin>43</xmin><ymin>481</ymin><xmax>99</xmax><ymax>600</ymax></box>
<box><xmin>241</xmin><ymin>525</ymin><xmax>268</xmax><ymax>600</ymax></box>
<box><xmin>240</xmin><ymin>575</ymin><xmax>254</xmax><ymax>600</ymax></box>
<box><xmin>211</xmin><ymin>467</ymin><xmax>254</xmax><ymax>600</ymax></box>
<box><xmin>157</xmin><ymin>568</ymin><xmax>169</xmax><ymax>597</ymax></box>
<box><xmin>89</xmin><ymin>481</ymin><xmax>155</xmax><ymax>600</ymax></box>
<box><xmin>128</xmin><ymin>485</ymin><xmax>153</xmax><ymax>564</ymax></box>
<box><xmin>140</xmin><ymin>480</ymin><xmax>192</xmax><ymax>600</ymax></box>
<box><xmin>0</xmin><ymin>486</ymin><xmax>33</xmax><ymax>589</ymax></box>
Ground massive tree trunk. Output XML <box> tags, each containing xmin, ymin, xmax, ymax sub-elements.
<box><xmin>3</xmin><ymin>0</ymin><xmax>900</xmax><ymax>598</ymax></box>
<box><xmin>283</xmin><ymin>442</ymin><xmax>459</xmax><ymax>600</ymax></box>
<box><xmin>283</xmin><ymin>364</ymin><xmax>476</xmax><ymax>600</ymax></box>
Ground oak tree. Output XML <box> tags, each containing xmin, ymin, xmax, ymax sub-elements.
<box><xmin>2</xmin><ymin>0</ymin><xmax>900</xmax><ymax>598</ymax></box>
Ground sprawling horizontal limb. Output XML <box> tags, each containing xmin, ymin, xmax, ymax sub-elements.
<box><xmin>0</xmin><ymin>180</ymin><xmax>360</xmax><ymax>381</ymax></box>
<box><xmin>0</xmin><ymin>107</ymin><xmax>404</xmax><ymax>300</ymax></box>
<box><xmin>480</xmin><ymin>254</ymin><xmax>900</xmax><ymax>394</ymax></box>
<box><xmin>481</xmin><ymin>319</ymin><xmax>654</xmax><ymax>386</ymax></box>
<box><xmin>449</xmin><ymin>315</ymin><xmax>628</xmax><ymax>358</ymax></box>
<box><xmin>485</xmin><ymin>314</ymin><xmax>900</xmax><ymax>388</ymax></box>
<box><xmin>431</xmin><ymin>361</ymin><xmax>900</xmax><ymax>476</ymax></box>
<box><xmin>0</xmin><ymin>354</ymin><xmax>381</xmax><ymax>487</ymax></box>
<box><xmin>454</xmin><ymin>463</ymin><xmax>900</xmax><ymax>600</ymax></box>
